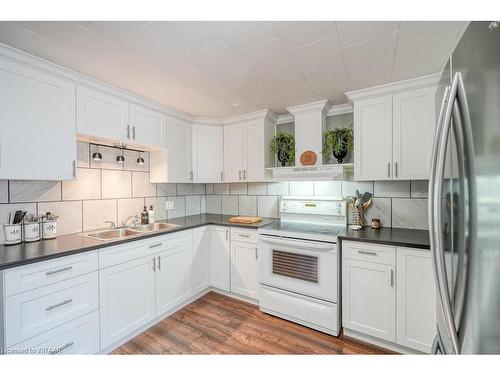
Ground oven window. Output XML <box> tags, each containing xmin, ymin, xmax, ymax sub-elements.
<box><xmin>272</xmin><ymin>250</ymin><xmax>318</xmax><ymax>283</ymax></box>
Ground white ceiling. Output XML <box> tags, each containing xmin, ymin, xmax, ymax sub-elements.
<box><xmin>0</xmin><ymin>21</ymin><xmax>466</xmax><ymax>118</ymax></box>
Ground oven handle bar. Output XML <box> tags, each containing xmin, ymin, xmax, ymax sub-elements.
<box><xmin>259</xmin><ymin>235</ymin><xmax>336</xmax><ymax>251</ymax></box>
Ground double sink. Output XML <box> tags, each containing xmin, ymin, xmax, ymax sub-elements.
<box><xmin>85</xmin><ymin>222</ymin><xmax>180</xmax><ymax>241</ymax></box>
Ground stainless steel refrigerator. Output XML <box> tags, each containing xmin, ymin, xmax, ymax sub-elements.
<box><xmin>430</xmin><ymin>21</ymin><xmax>500</xmax><ymax>354</ymax></box>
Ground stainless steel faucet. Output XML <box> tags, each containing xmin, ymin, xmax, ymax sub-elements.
<box><xmin>121</xmin><ymin>215</ymin><xmax>140</xmax><ymax>227</ymax></box>
<box><xmin>104</xmin><ymin>220</ymin><xmax>115</xmax><ymax>229</ymax></box>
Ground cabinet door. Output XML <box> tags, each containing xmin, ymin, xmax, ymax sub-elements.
<box><xmin>0</xmin><ymin>58</ymin><xmax>76</xmax><ymax>180</ymax></box>
<box><xmin>353</xmin><ymin>95</ymin><xmax>393</xmax><ymax>181</ymax></box>
<box><xmin>243</xmin><ymin>120</ymin><xmax>265</xmax><ymax>181</ymax></box>
<box><xmin>156</xmin><ymin>238</ymin><xmax>193</xmax><ymax>316</ymax></box>
<box><xmin>192</xmin><ymin>125</ymin><xmax>223</xmax><ymax>183</ymax></box>
<box><xmin>210</xmin><ymin>226</ymin><xmax>231</xmax><ymax>292</ymax></box>
<box><xmin>230</xmin><ymin>240</ymin><xmax>259</xmax><ymax>299</ymax></box>
<box><xmin>166</xmin><ymin>117</ymin><xmax>192</xmax><ymax>183</ymax></box>
<box><xmin>342</xmin><ymin>258</ymin><xmax>395</xmax><ymax>341</ymax></box>
<box><xmin>223</xmin><ymin>124</ymin><xmax>244</xmax><ymax>182</ymax></box>
<box><xmin>393</xmin><ymin>87</ymin><xmax>436</xmax><ymax>180</ymax></box>
<box><xmin>396</xmin><ymin>247</ymin><xmax>436</xmax><ymax>352</ymax></box>
<box><xmin>191</xmin><ymin>227</ymin><xmax>211</xmax><ymax>295</ymax></box>
<box><xmin>129</xmin><ymin>104</ymin><xmax>167</xmax><ymax>149</ymax></box>
<box><xmin>76</xmin><ymin>86</ymin><xmax>129</xmax><ymax>143</ymax></box>
<box><xmin>99</xmin><ymin>256</ymin><xmax>156</xmax><ymax>349</ymax></box>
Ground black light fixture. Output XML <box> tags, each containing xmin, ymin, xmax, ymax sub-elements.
<box><xmin>137</xmin><ymin>151</ymin><xmax>145</xmax><ymax>165</ymax></box>
<box><xmin>92</xmin><ymin>145</ymin><xmax>102</xmax><ymax>161</ymax></box>
<box><xmin>116</xmin><ymin>147</ymin><xmax>125</xmax><ymax>163</ymax></box>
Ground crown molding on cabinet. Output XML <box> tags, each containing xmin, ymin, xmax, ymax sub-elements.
<box><xmin>0</xmin><ymin>43</ymin><xmax>194</xmax><ymax>123</ymax></box>
<box><xmin>276</xmin><ymin>103</ymin><xmax>353</xmax><ymax>125</ymax></box>
<box><xmin>345</xmin><ymin>73</ymin><xmax>441</xmax><ymax>102</ymax></box>
<box><xmin>287</xmin><ymin>100</ymin><xmax>331</xmax><ymax>117</ymax></box>
<box><xmin>221</xmin><ymin>109</ymin><xmax>279</xmax><ymax>126</ymax></box>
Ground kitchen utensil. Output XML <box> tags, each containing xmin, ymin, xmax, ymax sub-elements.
<box><xmin>228</xmin><ymin>216</ymin><xmax>262</xmax><ymax>224</ymax></box>
<box><xmin>363</xmin><ymin>198</ymin><xmax>373</xmax><ymax>210</ymax></box>
<box><xmin>360</xmin><ymin>192</ymin><xmax>373</xmax><ymax>205</ymax></box>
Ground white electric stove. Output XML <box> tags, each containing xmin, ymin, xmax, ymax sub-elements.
<box><xmin>257</xmin><ymin>196</ymin><xmax>347</xmax><ymax>336</ymax></box>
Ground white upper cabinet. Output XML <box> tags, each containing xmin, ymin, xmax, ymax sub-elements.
<box><xmin>129</xmin><ymin>104</ymin><xmax>167</xmax><ymax>149</ymax></box>
<box><xmin>77</xmin><ymin>86</ymin><xmax>130</xmax><ymax>143</ymax></box>
<box><xmin>0</xmin><ymin>57</ymin><xmax>76</xmax><ymax>180</ymax></box>
<box><xmin>392</xmin><ymin>87</ymin><xmax>436</xmax><ymax>180</ymax></box>
<box><xmin>192</xmin><ymin>124</ymin><xmax>223</xmax><ymax>183</ymax></box>
<box><xmin>165</xmin><ymin>117</ymin><xmax>192</xmax><ymax>183</ymax></box>
<box><xmin>353</xmin><ymin>95</ymin><xmax>393</xmax><ymax>180</ymax></box>
<box><xmin>223</xmin><ymin>124</ymin><xmax>244</xmax><ymax>182</ymax></box>
<box><xmin>223</xmin><ymin>112</ymin><xmax>275</xmax><ymax>183</ymax></box>
<box><xmin>349</xmin><ymin>76</ymin><xmax>438</xmax><ymax>181</ymax></box>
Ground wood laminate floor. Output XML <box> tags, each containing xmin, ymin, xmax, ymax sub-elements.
<box><xmin>112</xmin><ymin>292</ymin><xmax>392</xmax><ymax>355</ymax></box>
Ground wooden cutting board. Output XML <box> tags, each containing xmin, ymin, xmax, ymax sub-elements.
<box><xmin>228</xmin><ymin>216</ymin><xmax>263</xmax><ymax>224</ymax></box>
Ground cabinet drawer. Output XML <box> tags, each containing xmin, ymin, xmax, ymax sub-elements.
<box><xmin>260</xmin><ymin>286</ymin><xmax>339</xmax><ymax>334</ymax></box>
<box><xmin>5</xmin><ymin>272</ymin><xmax>99</xmax><ymax>347</ymax></box>
<box><xmin>4</xmin><ymin>251</ymin><xmax>98</xmax><ymax>297</ymax></box>
<box><xmin>342</xmin><ymin>240</ymin><xmax>395</xmax><ymax>265</ymax></box>
<box><xmin>7</xmin><ymin>310</ymin><xmax>100</xmax><ymax>355</ymax></box>
<box><xmin>231</xmin><ymin>228</ymin><xmax>258</xmax><ymax>244</ymax></box>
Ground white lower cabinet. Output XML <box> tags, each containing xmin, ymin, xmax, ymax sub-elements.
<box><xmin>230</xmin><ymin>229</ymin><xmax>259</xmax><ymax>300</ymax></box>
<box><xmin>396</xmin><ymin>247</ymin><xmax>436</xmax><ymax>353</ymax></box>
<box><xmin>341</xmin><ymin>240</ymin><xmax>436</xmax><ymax>353</ymax></box>
<box><xmin>191</xmin><ymin>226</ymin><xmax>211</xmax><ymax>295</ymax></box>
<box><xmin>155</xmin><ymin>231</ymin><xmax>193</xmax><ymax>315</ymax></box>
<box><xmin>99</xmin><ymin>255</ymin><xmax>156</xmax><ymax>349</ymax></box>
<box><xmin>210</xmin><ymin>226</ymin><xmax>231</xmax><ymax>292</ymax></box>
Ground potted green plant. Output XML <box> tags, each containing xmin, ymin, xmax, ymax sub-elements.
<box><xmin>271</xmin><ymin>132</ymin><xmax>295</xmax><ymax>167</ymax></box>
<box><xmin>323</xmin><ymin>127</ymin><xmax>354</xmax><ymax>164</ymax></box>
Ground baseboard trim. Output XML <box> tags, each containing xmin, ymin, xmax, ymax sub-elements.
<box><xmin>343</xmin><ymin>328</ymin><xmax>423</xmax><ymax>354</ymax></box>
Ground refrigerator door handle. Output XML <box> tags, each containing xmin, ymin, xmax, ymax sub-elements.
<box><xmin>432</xmin><ymin>74</ymin><xmax>460</xmax><ymax>354</ymax></box>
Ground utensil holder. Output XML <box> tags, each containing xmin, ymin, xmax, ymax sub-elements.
<box><xmin>4</xmin><ymin>224</ymin><xmax>22</xmax><ymax>245</ymax></box>
<box><xmin>42</xmin><ymin>220</ymin><xmax>57</xmax><ymax>239</ymax></box>
<box><xmin>352</xmin><ymin>206</ymin><xmax>364</xmax><ymax>226</ymax></box>
<box><xmin>23</xmin><ymin>222</ymin><xmax>40</xmax><ymax>242</ymax></box>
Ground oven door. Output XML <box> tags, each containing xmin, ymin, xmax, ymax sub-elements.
<box><xmin>258</xmin><ymin>234</ymin><xmax>338</xmax><ymax>302</ymax></box>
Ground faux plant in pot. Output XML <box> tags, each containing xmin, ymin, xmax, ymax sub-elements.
<box><xmin>270</xmin><ymin>132</ymin><xmax>295</xmax><ymax>167</ymax></box>
<box><xmin>323</xmin><ymin>127</ymin><xmax>354</xmax><ymax>164</ymax></box>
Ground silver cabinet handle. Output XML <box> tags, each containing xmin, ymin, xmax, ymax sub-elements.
<box><xmin>72</xmin><ymin>160</ymin><xmax>76</xmax><ymax>177</ymax></box>
<box><xmin>149</xmin><ymin>243</ymin><xmax>163</xmax><ymax>248</ymax></box>
<box><xmin>387</xmin><ymin>162</ymin><xmax>391</xmax><ymax>178</ymax></box>
<box><xmin>395</xmin><ymin>162</ymin><xmax>398</xmax><ymax>178</ymax></box>
<box><xmin>157</xmin><ymin>255</ymin><xmax>161</xmax><ymax>271</ymax></box>
<box><xmin>243</xmin><ymin>169</ymin><xmax>247</xmax><ymax>179</ymax></box>
<box><xmin>127</xmin><ymin>125</ymin><xmax>130</xmax><ymax>139</ymax></box>
<box><xmin>225</xmin><ymin>229</ymin><xmax>229</xmax><ymax>241</ymax></box>
<box><xmin>152</xmin><ymin>257</ymin><xmax>156</xmax><ymax>272</ymax></box>
<box><xmin>358</xmin><ymin>250</ymin><xmax>377</xmax><ymax>256</ymax></box>
<box><xmin>390</xmin><ymin>269</ymin><xmax>394</xmax><ymax>287</ymax></box>
<box><xmin>431</xmin><ymin>75</ymin><xmax>460</xmax><ymax>354</ymax></box>
<box><xmin>221</xmin><ymin>171</ymin><xmax>224</xmax><ymax>182</ymax></box>
<box><xmin>50</xmin><ymin>342</ymin><xmax>74</xmax><ymax>355</ymax></box>
<box><xmin>255</xmin><ymin>247</ymin><xmax>258</xmax><ymax>260</ymax></box>
<box><xmin>132</xmin><ymin>126</ymin><xmax>136</xmax><ymax>140</ymax></box>
<box><xmin>239</xmin><ymin>170</ymin><xmax>242</xmax><ymax>180</ymax></box>
<box><xmin>46</xmin><ymin>299</ymin><xmax>72</xmax><ymax>311</ymax></box>
<box><xmin>239</xmin><ymin>233</ymin><xmax>250</xmax><ymax>238</ymax></box>
<box><xmin>46</xmin><ymin>266</ymin><xmax>73</xmax><ymax>276</ymax></box>
<box><xmin>190</xmin><ymin>171</ymin><xmax>193</xmax><ymax>181</ymax></box>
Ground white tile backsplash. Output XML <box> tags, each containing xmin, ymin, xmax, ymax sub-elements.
<box><xmin>194</xmin><ymin>184</ymin><xmax>206</xmax><ymax>195</ymax></box>
<box><xmin>62</xmin><ymin>168</ymin><xmax>101</xmax><ymax>201</ymax></box>
<box><xmin>411</xmin><ymin>180</ymin><xmax>429</xmax><ymax>198</ymax></box>
<box><xmin>206</xmin><ymin>195</ymin><xmax>221</xmax><ymax>214</ymax></box>
<box><xmin>374</xmin><ymin>181</ymin><xmax>410</xmax><ymax>198</ymax></box>
<box><xmin>230</xmin><ymin>183</ymin><xmax>248</xmax><ymax>195</ymax></box>
<box><xmin>289</xmin><ymin>181</ymin><xmax>314</xmax><ymax>196</ymax></box>
<box><xmin>145</xmin><ymin>197</ymin><xmax>167</xmax><ymax>220</ymax></box>
<box><xmin>132</xmin><ymin>172</ymin><xmax>156</xmax><ymax>197</ymax></box>
<box><xmin>214</xmin><ymin>183</ymin><xmax>230</xmax><ymax>195</ymax></box>
<box><xmin>314</xmin><ymin>181</ymin><xmax>342</xmax><ymax>196</ymax></box>
<box><xmin>238</xmin><ymin>196</ymin><xmax>257</xmax><ymax>216</ymax></box>
<box><xmin>9</xmin><ymin>180</ymin><xmax>61</xmax><ymax>203</ymax></box>
<box><xmin>157</xmin><ymin>183</ymin><xmax>176</xmax><ymax>197</ymax></box>
<box><xmin>0</xmin><ymin>181</ymin><xmax>8</xmax><ymax>203</ymax></box>
<box><xmin>392</xmin><ymin>198</ymin><xmax>428</xmax><ymax>230</ymax></box>
<box><xmin>83</xmin><ymin>199</ymin><xmax>117</xmax><ymax>232</ymax></box>
<box><xmin>342</xmin><ymin>181</ymin><xmax>374</xmax><ymax>197</ymax></box>
<box><xmin>38</xmin><ymin>201</ymin><xmax>82</xmax><ymax>236</ymax></box>
<box><xmin>221</xmin><ymin>195</ymin><xmax>238</xmax><ymax>215</ymax></box>
<box><xmin>102</xmin><ymin>170</ymin><xmax>132</xmax><ymax>199</ymax></box>
<box><xmin>167</xmin><ymin>196</ymin><xmax>186</xmax><ymax>218</ymax></box>
<box><xmin>186</xmin><ymin>195</ymin><xmax>202</xmax><ymax>216</ymax></box>
<box><xmin>177</xmin><ymin>183</ymin><xmax>194</xmax><ymax>196</ymax></box>
<box><xmin>363</xmin><ymin>197</ymin><xmax>392</xmax><ymax>227</ymax></box>
<box><xmin>117</xmin><ymin>198</ymin><xmax>145</xmax><ymax>225</ymax></box>
<box><xmin>267</xmin><ymin>182</ymin><xmax>289</xmax><ymax>196</ymax></box>
<box><xmin>258</xmin><ymin>196</ymin><xmax>279</xmax><ymax>218</ymax></box>
<box><xmin>247</xmin><ymin>182</ymin><xmax>267</xmax><ymax>195</ymax></box>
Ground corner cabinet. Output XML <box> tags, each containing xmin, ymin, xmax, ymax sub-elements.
<box><xmin>210</xmin><ymin>226</ymin><xmax>231</xmax><ymax>292</ymax></box>
<box><xmin>351</xmin><ymin>82</ymin><xmax>437</xmax><ymax>181</ymax></box>
<box><xmin>191</xmin><ymin>226</ymin><xmax>211</xmax><ymax>295</ymax></box>
<box><xmin>0</xmin><ymin>57</ymin><xmax>76</xmax><ymax>180</ymax></box>
<box><xmin>192</xmin><ymin>124</ymin><xmax>224</xmax><ymax>183</ymax></box>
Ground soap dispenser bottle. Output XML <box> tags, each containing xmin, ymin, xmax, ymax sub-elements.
<box><xmin>148</xmin><ymin>205</ymin><xmax>156</xmax><ymax>224</ymax></box>
<box><xmin>141</xmin><ymin>206</ymin><xmax>149</xmax><ymax>225</ymax></box>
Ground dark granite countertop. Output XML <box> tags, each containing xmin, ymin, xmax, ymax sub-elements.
<box><xmin>338</xmin><ymin>227</ymin><xmax>430</xmax><ymax>250</ymax></box>
<box><xmin>0</xmin><ymin>214</ymin><xmax>277</xmax><ymax>270</ymax></box>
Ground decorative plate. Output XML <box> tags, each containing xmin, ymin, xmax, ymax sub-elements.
<box><xmin>300</xmin><ymin>150</ymin><xmax>317</xmax><ymax>166</ymax></box>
